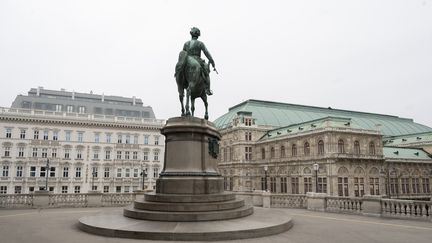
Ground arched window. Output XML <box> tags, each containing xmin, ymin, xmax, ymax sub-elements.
<box><xmin>292</xmin><ymin>144</ymin><xmax>297</xmax><ymax>157</ymax></box>
<box><xmin>261</xmin><ymin>148</ymin><xmax>266</xmax><ymax>159</ymax></box>
<box><xmin>280</xmin><ymin>146</ymin><xmax>285</xmax><ymax>158</ymax></box>
<box><xmin>354</xmin><ymin>141</ymin><xmax>360</xmax><ymax>155</ymax></box>
<box><xmin>270</xmin><ymin>147</ymin><xmax>275</xmax><ymax>159</ymax></box>
<box><xmin>338</xmin><ymin>139</ymin><xmax>345</xmax><ymax>153</ymax></box>
<box><xmin>369</xmin><ymin>142</ymin><xmax>375</xmax><ymax>155</ymax></box>
<box><xmin>318</xmin><ymin>140</ymin><xmax>324</xmax><ymax>155</ymax></box>
<box><xmin>304</xmin><ymin>142</ymin><xmax>310</xmax><ymax>156</ymax></box>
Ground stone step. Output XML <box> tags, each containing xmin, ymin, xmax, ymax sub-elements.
<box><xmin>123</xmin><ymin>204</ymin><xmax>254</xmax><ymax>222</ymax></box>
<box><xmin>133</xmin><ymin>198</ymin><xmax>245</xmax><ymax>212</ymax></box>
<box><xmin>78</xmin><ymin>207</ymin><xmax>293</xmax><ymax>241</ymax></box>
<box><xmin>144</xmin><ymin>192</ymin><xmax>235</xmax><ymax>203</ymax></box>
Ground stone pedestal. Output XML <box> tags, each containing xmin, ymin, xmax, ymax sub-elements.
<box><xmin>362</xmin><ymin>195</ymin><xmax>383</xmax><ymax>217</ymax></box>
<box><xmin>306</xmin><ymin>192</ymin><xmax>327</xmax><ymax>211</ymax></box>
<box><xmin>33</xmin><ymin>190</ymin><xmax>50</xmax><ymax>208</ymax></box>
<box><xmin>157</xmin><ymin>117</ymin><xmax>223</xmax><ymax>194</ymax></box>
<box><xmin>263</xmin><ymin>191</ymin><xmax>271</xmax><ymax>208</ymax></box>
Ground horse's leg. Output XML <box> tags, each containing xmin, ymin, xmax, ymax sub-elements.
<box><xmin>202</xmin><ymin>95</ymin><xmax>209</xmax><ymax>120</ymax></box>
<box><xmin>179</xmin><ymin>90</ymin><xmax>185</xmax><ymax>116</ymax></box>
<box><xmin>191</xmin><ymin>97</ymin><xmax>195</xmax><ymax>117</ymax></box>
<box><xmin>185</xmin><ymin>88</ymin><xmax>191</xmax><ymax>116</ymax></box>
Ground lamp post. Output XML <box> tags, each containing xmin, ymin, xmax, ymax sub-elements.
<box><xmin>313</xmin><ymin>163</ymin><xmax>319</xmax><ymax>193</ymax></box>
<box><xmin>45</xmin><ymin>158</ymin><xmax>50</xmax><ymax>191</ymax></box>
<box><xmin>140</xmin><ymin>168</ymin><xmax>147</xmax><ymax>191</ymax></box>
<box><xmin>264</xmin><ymin>165</ymin><xmax>268</xmax><ymax>192</ymax></box>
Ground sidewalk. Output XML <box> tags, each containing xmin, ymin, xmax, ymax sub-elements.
<box><xmin>0</xmin><ymin>207</ymin><xmax>431</xmax><ymax>243</ymax></box>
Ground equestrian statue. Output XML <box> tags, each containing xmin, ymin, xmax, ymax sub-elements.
<box><xmin>175</xmin><ymin>27</ymin><xmax>217</xmax><ymax>120</ymax></box>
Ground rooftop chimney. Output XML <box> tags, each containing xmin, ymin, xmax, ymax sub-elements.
<box><xmin>132</xmin><ymin>96</ymin><xmax>136</xmax><ymax>105</ymax></box>
<box><xmin>102</xmin><ymin>93</ymin><xmax>105</xmax><ymax>102</ymax></box>
<box><xmin>37</xmin><ymin>86</ymin><xmax>43</xmax><ymax>96</ymax></box>
<box><xmin>72</xmin><ymin>90</ymin><xmax>75</xmax><ymax>100</ymax></box>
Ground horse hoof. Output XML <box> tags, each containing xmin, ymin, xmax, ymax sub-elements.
<box><xmin>204</xmin><ymin>115</ymin><xmax>209</xmax><ymax>120</ymax></box>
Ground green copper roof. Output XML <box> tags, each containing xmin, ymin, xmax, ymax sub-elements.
<box><xmin>259</xmin><ymin>116</ymin><xmax>367</xmax><ymax>142</ymax></box>
<box><xmin>214</xmin><ymin>100</ymin><xmax>432</xmax><ymax>137</ymax></box>
<box><xmin>384</xmin><ymin>132</ymin><xmax>432</xmax><ymax>146</ymax></box>
<box><xmin>383</xmin><ymin>147</ymin><xmax>432</xmax><ymax>160</ymax></box>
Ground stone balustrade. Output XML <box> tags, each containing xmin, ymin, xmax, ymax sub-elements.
<box><xmin>0</xmin><ymin>192</ymin><xmax>139</xmax><ymax>208</ymax></box>
<box><xmin>381</xmin><ymin>198</ymin><xmax>431</xmax><ymax>220</ymax></box>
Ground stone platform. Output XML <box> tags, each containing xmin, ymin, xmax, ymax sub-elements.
<box><xmin>78</xmin><ymin>207</ymin><xmax>293</xmax><ymax>241</ymax></box>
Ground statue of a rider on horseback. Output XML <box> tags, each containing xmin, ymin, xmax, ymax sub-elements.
<box><xmin>175</xmin><ymin>27</ymin><xmax>216</xmax><ymax>120</ymax></box>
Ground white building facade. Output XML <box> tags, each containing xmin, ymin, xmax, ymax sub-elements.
<box><xmin>0</xmin><ymin>88</ymin><xmax>165</xmax><ymax>194</ymax></box>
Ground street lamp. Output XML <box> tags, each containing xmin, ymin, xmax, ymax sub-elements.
<box><xmin>264</xmin><ymin>165</ymin><xmax>268</xmax><ymax>192</ymax></box>
<box><xmin>140</xmin><ymin>168</ymin><xmax>147</xmax><ymax>190</ymax></box>
<box><xmin>313</xmin><ymin>163</ymin><xmax>319</xmax><ymax>193</ymax></box>
<box><xmin>45</xmin><ymin>158</ymin><xmax>50</xmax><ymax>191</ymax></box>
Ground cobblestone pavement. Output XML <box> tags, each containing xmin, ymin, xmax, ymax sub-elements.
<box><xmin>0</xmin><ymin>207</ymin><xmax>431</xmax><ymax>243</ymax></box>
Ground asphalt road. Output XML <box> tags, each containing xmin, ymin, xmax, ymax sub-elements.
<box><xmin>0</xmin><ymin>207</ymin><xmax>431</xmax><ymax>243</ymax></box>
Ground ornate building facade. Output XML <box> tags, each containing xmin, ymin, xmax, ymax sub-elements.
<box><xmin>215</xmin><ymin>100</ymin><xmax>432</xmax><ymax>199</ymax></box>
<box><xmin>0</xmin><ymin>88</ymin><xmax>164</xmax><ymax>194</ymax></box>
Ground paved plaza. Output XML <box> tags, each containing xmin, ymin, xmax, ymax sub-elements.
<box><xmin>0</xmin><ymin>207</ymin><xmax>431</xmax><ymax>243</ymax></box>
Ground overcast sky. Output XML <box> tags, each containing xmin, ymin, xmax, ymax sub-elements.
<box><xmin>0</xmin><ymin>0</ymin><xmax>431</xmax><ymax>126</ymax></box>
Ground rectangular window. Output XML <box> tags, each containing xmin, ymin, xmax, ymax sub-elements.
<box><xmin>40</xmin><ymin>166</ymin><xmax>46</xmax><ymax>177</ymax></box>
<box><xmin>422</xmin><ymin>178</ymin><xmax>430</xmax><ymax>193</ymax></box>
<box><xmin>401</xmin><ymin>178</ymin><xmax>409</xmax><ymax>194</ymax></box>
<box><xmin>33</xmin><ymin>130</ymin><xmax>39</xmax><ymax>139</ymax></box>
<box><xmin>65</xmin><ymin>131</ymin><xmax>71</xmax><ymax>141</ymax></box>
<box><xmin>64</xmin><ymin>149</ymin><xmax>70</xmax><ymax>159</ymax></box>
<box><xmin>318</xmin><ymin>177</ymin><xmax>327</xmax><ymax>194</ymax></box>
<box><xmin>53</xmin><ymin>131</ymin><xmax>58</xmax><ymax>141</ymax></box>
<box><xmin>124</xmin><ymin>186</ymin><xmax>130</xmax><ymax>193</ymax></box>
<box><xmin>2</xmin><ymin>166</ymin><xmax>9</xmax><ymax>177</ymax></box>
<box><xmin>61</xmin><ymin>186</ymin><xmax>68</xmax><ymax>193</ymax></box>
<box><xmin>75</xmin><ymin>167</ymin><xmax>81</xmax><ymax>178</ymax></box>
<box><xmin>43</xmin><ymin>130</ymin><xmax>49</xmax><ymax>140</ymax></box>
<box><xmin>16</xmin><ymin>166</ymin><xmax>23</xmax><ymax>177</ymax></box>
<box><xmin>245</xmin><ymin>118</ymin><xmax>252</xmax><ymax>126</ymax></box>
<box><xmin>304</xmin><ymin>177</ymin><xmax>312</xmax><ymax>194</ymax></box>
<box><xmin>270</xmin><ymin>177</ymin><xmax>276</xmax><ymax>193</ymax></box>
<box><xmin>32</xmin><ymin>148</ymin><xmax>38</xmax><ymax>157</ymax></box>
<box><xmin>125</xmin><ymin>135</ymin><xmax>130</xmax><ymax>144</ymax></box>
<box><xmin>67</xmin><ymin>105</ymin><xmax>73</xmax><ymax>113</ymax></box>
<box><xmin>245</xmin><ymin>147</ymin><xmax>252</xmax><ymax>161</ymax></box>
<box><xmin>55</xmin><ymin>104</ymin><xmax>62</xmax><ymax>112</ymax></box>
<box><xmin>133</xmin><ymin>135</ymin><xmax>138</xmax><ymax>144</ymax></box>
<box><xmin>245</xmin><ymin>131</ymin><xmax>252</xmax><ymax>141</ymax></box>
<box><xmin>74</xmin><ymin>186</ymin><xmax>80</xmax><ymax>193</ymax></box>
<box><xmin>154</xmin><ymin>136</ymin><xmax>159</xmax><ymax>145</ymax></box>
<box><xmin>77</xmin><ymin>132</ymin><xmax>83</xmax><ymax>142</ymax></box>
<box><xmin>133</xmin><ymin>168</ymin><xmax>138</xmax><ymax>177</ymax></box>
<box><xmin>76</xmin><ymin>149</ymin><xmax>82</xmax><ymax>159</ymax></box>
<box><xmin>144</xmin><ymin>135</ymin><xmax>149</xmax><ymax>145</ymax></box>
<box><xmin>49</xmin><ymin>167</ymin><xmax>55</xmax><ymax>177</ymax></box>
<box><xmin>94</xmin><ymin>133</ymin><xmax>100</xmax><ymax>143</ymax></box>
<box><xmin>390</xmin><ymin>178</ymin><xmax>399</xmax><ymax>195</ymax></box>
<box><xmin>63</xmin><ymin>167</ymin><xmax>69</xmax><ymax>177</ymax></box>
<box><xmin>78</xmin><ymin>106</ymin><xmax>85</xmax><ymax>114</ymax></box>
<box><xmin>105</xmin><ymin>150</ymin><xmax>111</xmax><ymax>160</ymax></box>
<box><xmin>338</xmin><ymin>177</ymin><xmax>349</xmax><ymax>196</ymax></box>
<box><xmin>117</xmin><ymin>168</ymin><xmax>122</xmax><ymax>177</ymax></box>
<box><xmin>261</xmin><ymin>177</ymin><xmax>266</xmax><ymax>191</ymax></box>
<box><xmin>116</xmin><ymin>186</ymin><xmax>121</xmax><ymax>193</ymax></box>
<box><xmin>0</xmin><ymin>186</ymin><xmax>7</xmax><ymax>194</ymax></box>
<box><xmin>143</xmin><ymin>151</ymin><xmax>149</xmax><ymax>161</ymax></box>
<box><xmin>117</xmin><ymin>151</ymin><xmax>122</xmax><ymax>160</ymax></box>
<box><xmin>29</xmin><ymin>187</ymin><xmax>34</xmax><ymax>192</ymax></box>
<box><xmin>412</xmin><ymin>178</ymin><xmax>420</xmax><ymax>194</ymax></box>
<box><xmin>154</xmin><ymin>151</ymin><xmax>159</xmax><ymax>161</ymax></box>
<box><xmin>133</xmin><ymin>151</ymin><xmax>138</xmax><ymax>160</ymax></box>
<box><xmin>369</xmin><ymin>177</ymin><xmax>380</xmax><ymax>195</ymax></box>
<box><xmin>280</xmin><ymin>177</ymin><xmax>287</xmax><ymax>193</ymax></box>
<box><xmin>18</xmin><ymin>147</ymin><xmax>24</xmax><ymax>157</ymax></box>
<box><xmin>51</xmin><ymin>148</ymin><xmax>57</xmax><ymax>158</ymax></box>
<box><xmin>125</xmin><ymin>151</ymin><xmax>130</xmax><ymax>160</ymax></box>
<box><xmin>92</xmin><ymin>167</ymin><xmax>98</xmax><ymax>178</ymax></box>
<box><xmin>153</xmin><ymin>168</ymin><xmax>159</xmax><ymax>178</ymax></box>
<box><xmin>5</xmin><ymin>128</ymin><xmax>12</xmax><ymax>138</ymax></box>
<box><xmin>93</xmin><ymin>150</ymin><xmax>99</xmax><ymax>160</ymax></box>
<box><xmin>106</xmin><ymin>134</ymin><xmax>111</xmax><ymax>143</ymax></box>
<box><xmin>4</xmin><ymin>147</ymin><xmax>11</xmax><ymax>157</ymax></box>
<box><xmin>117</xmin><ymin>135</ymin><xmax>122</xmax><ymax>144</ymax></box>
<box><xmin>20</xmin><ymin>129</ymin><xmax>26</xmax><ymax>139</ymax></box>
<box><xmin>291</xmin><ymin>177</ymin><xmax>299</xmax><ymax>194</ymax></box>
<box><xmin>41</xmin><ymin>148</ymin><xmax>48</xmax><ymax>158</ymax></box>
<box><xmin>103</xmin><ymin>186</ymin><xmax>109</xmax><ymax>193</ymax></box>
<box><xmin>104</xmin><ymin>168</ymin><xmax>110</xmax><ymax>178</ymax></box>
<box><xmin>30</xmin><ymin>166</ymin><xmax>36</xmax><ymax>177</ymax></box>
<box><xmin>125</xmin><ymin>168</ymin><xmax>130</xmax><ymax>177</ymax></box>
<box><xmin>14</xmin><ymin>186</ymin><xmax>22</xmax><ymax>194</ymax></box>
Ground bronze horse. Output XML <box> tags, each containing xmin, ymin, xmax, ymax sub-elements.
<box><xmin>175</xmin><ymin>50</ymin><xmax>209</xmax><ymax>120</ymax></box>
